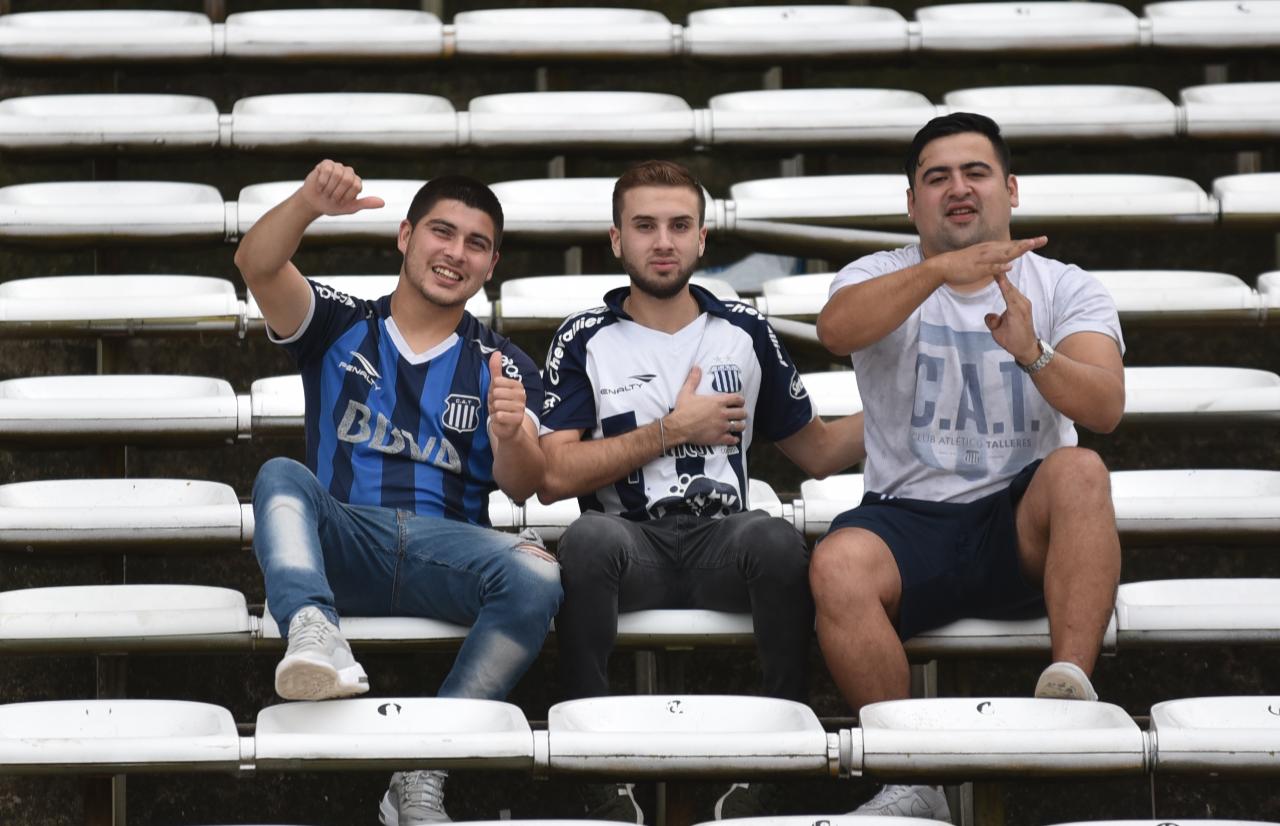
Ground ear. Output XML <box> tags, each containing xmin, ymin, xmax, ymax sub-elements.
<box><xmin>609</xmin><ymin>225</ymin><xmax>623</xmax><ymax>259</ymax></box>
<box><xmin>697</xmin><ymin>224</ymin><xmax>708</xmax><ymax>257</ymax></box>
<box><xmin>397</xmin><ymin>219</ymin><xmax>412</xmax><ymax>255</ymax></box>
<box><xmin>484</xmin><ymin>250</ymin><xmax>500</xmax><ymax>283</ymax></box>
<box><xmin>1007</xmin><ymin>174</ymin><xmax>1019</xmax><ymax>208</ymax></box>
<box><xmin>905</xmin><ymin>186</ymin><xmax>915</xmax><ymax>221</ymax></box>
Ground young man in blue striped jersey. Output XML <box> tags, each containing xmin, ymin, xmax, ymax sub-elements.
<box><xmin>236</xmin><ymin>160</ymin><xmax>562</xmax><ymax>826</ymax></box>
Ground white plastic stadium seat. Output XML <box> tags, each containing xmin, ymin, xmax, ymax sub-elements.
<box><xmin>1116</xmin><ymin>579</ymin><xmax>1280</xmax><ymax>645</ymax></box>
<box><xmin>254</xmin><ymin>697</ymin><xmax>533</xmax><ymax>770</ymax></box>
<box><xmin>1259</xmin><ymin>272</ymin><xmax>1280</xmax><ymax>315</ymax></box>
<box><xmin>0</xmin><ymin>700</ymin><xmax>240</xmax><ymax>774</ymax></box>
<box><xmin>487</xmin><ymin>490</ymin><xmax>581</xmax><ymax>543</ymax></box>
<box><xmin>0</xmin><ymin>479</ymin><xmax>251</xmax><ymax>552</ymax></box>
<box><xmin>703</xmin><ymin>819</ymin><xmax>969</xmax><ymax>826</ymax></box>
<box><xmin>1214</xmin><ymin>173</ymin><xmax>1280</xmax><ymax>226</ymax></box>
<box><xmin>1182</xmin><ymin>82</ymin><xmax>1280</xmax><ymax>139</ymax></box>
<box><xmin>0</xmin><ymin>94</ymin><xmax>219</xmax><ymax>151</ymax></box>
<box><xmin>916</xmin><ymin>2</ymin><xmax>1142</xmax><ymax>53</ymax></box>
<box><xmin>1049</xmin><ymin>821</ymin><xmax>1280</xmax><ymax>825</ymax></box>
<box><xmin>857</xmin><ymin>697</ymin><xmax>1145</xmax><ymax>777</ymax></box>
<box><xmin>1150</xmin><ymin>696</ymin><xmax>1280</xmax><ymax>774</ymax></box>
<box><xmin>1124</xmin><ymin>366</ymin><xmax>1280</xmax><ymax>423</ymax></box>
<box><xmin>230</xmin><ymin>93</ymin><xmax>458</xmax><ymax>150</ymax></box>
<box><xmin>1092</xmin><ymin>270</ymin><xmax>1261</xmax><ymax>325</ymax></box>
<box><xmin>248</xmin><ymin>375</ymin><xmax>304</xmax><ymax>437</ymax></box>
<box><xmin>545</xmin><ymin>695</ymin><xmax>830</xmax><ymax>776</ymax></box>
<box><xmin>0</xmin><ymin>181</ymin><xmax>227</xmax><ymax>243</ymax></box>
<box><xmin>1110</xmin><ymin>469</ymin><xmax>1280</xmax><ymax>539</ymax></box>
<box><xmin>0</xmin><ymin>585</ymin><xmax>254</xmax><ymax>653</ymax></box>
<box><xmin>1144</xmin><ymin>0</ymin><xmax>1280</xmax><ymax>49</ymax></box>
<box><xmin>707</xmin><ymin>89</ymin><xmax>937</xmax><ymax>147</ymax></box>
<box><xmin>730</xmin><ymin>174</ymin><xmax>1214</xmax><ymax>229</ymax></box>
<box><xmin>493</xmin><ymin>179</ymin><xmax>697</xmax><ymax>242</ymax></box>
<box><xmin>236</xmin><ymin>180</ymin><xmax>424</xmax><ymax>241</ymax></box>
<box><xmin>613</xmin><ymin>611</ymin><xmax>755</xmax><ymax>648</ymax></box>
<box><xmin>795</xmin><ymin>474</ymin><xmax>864</xmax><ymax>538</ymax></box>
<box><xmin>942</xmin><ymin>86</ymin><xmax>1178</xmax><ymax>141</ymax></box>
<box><xmin>754</xmin><ymin>273</ymin><xmax>834</xmax><ymax>320</ymax></box>
<box><xmin>260</xmin><ymin>604</ymin><xmax>469</xmax><ymax>649</ymax></box>
<box><xmin>0</xmin><ymin>275</ymin><xmax>242</xmax><ymax>335</ymax></box>
<box><xmin>466</xmin><ymin>92</ymin><xmax>695</xmax><ymax>149</ymax></box>
<box><xmin>224</xmin><ymin>9</ymin><xmax>446</xmax><ymax>59</ymax></box>
<box><xmin>906</xmin><ymin>613</ymin><xmax>1118</xmax><ymax>658</ymax></box>
<box><xmin>685</xmin><ymin>5</ymin><xmax>910</xmax><ymax>58</ymax></box>
<box><xmin>453</xmin><ymin>8</ymin><xmax>680</xmax><ymax>58</ymax></box>
<box><xmin>497</xmin><ymin>274</ymin><xmax>738</xmax><ymax>331</ymax></box>
<box><xmin>0</xmin><ymin>375</ymin><xmax>246</xmax><ymax>445</ymax></box>
<box><xmin>0</xmin><ymin>11</ymin><xmax>215</xmax><ymax>62</ymax></box>
<box><xmin>246</xmin><ymin>275</ymin><xmax>489</xmax><ymax>328</ymax></box>
<box><xmin>800</xmin><ymin>371</ymin><xmax>862</xmax><ymax>418</ymax></box>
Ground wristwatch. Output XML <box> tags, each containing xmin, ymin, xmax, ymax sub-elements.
<box><xmin>1019</xmin><ymin>338</ymin><xmax>1055</xmax><ymax>375</ymax></box>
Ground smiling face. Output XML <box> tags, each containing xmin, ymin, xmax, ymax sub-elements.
<box><xmin>907</xmin><ymin>131</ymin><xmax>1018</xmax><ymax>259</ymax></box>
<box><xmin>397</xmin><ymin>198</ymin><xmax>499</xmax><ymax>308</ymax></box>
<box><xmin>610</xmin><ymin>185</ymin><xmax>707</xmax><ymax>300</ymax></box>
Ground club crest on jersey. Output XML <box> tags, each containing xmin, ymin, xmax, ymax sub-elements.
<box><xmin>789</xmin><ymin>371</ymin><xmax>808</xmax><ymax>400</ymax></box>
<box><xmin>442</xmin><ymin>394</ymin><xmax>482</xmax><ymax>433</ymax></box>
<box><xmin>709</xmin><ymin>363</ymin><xmax>743</xmax><ymax>394</ymax></box>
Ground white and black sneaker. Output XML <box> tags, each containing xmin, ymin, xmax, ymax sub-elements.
<box><xmin>274</xmin><ymin>606</ymin><xmax>369</xmax><ymax>701</ymax></box>
<box><xmin>380</xmin><ymin>769</ymin><xmax>450</xmax><ymax>825</ymax></box>
<box><xmin>1034</xmin><ymin>661</ymin><xmax>1099</xmax><ymax>702</ymax></box>
<box><xmin>851</xmin><ymin>784</ymin><xmax>951</xmax><ymax>821</ymax></box>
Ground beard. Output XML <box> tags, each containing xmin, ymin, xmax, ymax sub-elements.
<box><xmin>621</xmin><ymin>255</ymin><xmax>697</xmax><ymax>300</ymax></box>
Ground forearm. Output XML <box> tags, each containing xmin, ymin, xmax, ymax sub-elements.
<box><xmin>233</xmin><ymin>193</ymin><xmax>320</xmax><ymax>287</ymax></box>
<box><xmin>1030</xmin><ymin>357</ymin><xmax>1125</xmax><ymax>433</ymax></box>
<box><xmin>777</xmin><ymin>413</ymin><xmax>865</xmax><ymax>480</ymax></box>
<box><xmin>817</xmin><ymin>259</ymin><xmax>943</xmax><ymax>356</ymax></box>
<box><xmin>493</xmin><ymin>424</ymin><xmax>546</xmax><ymax>503</ymax></box>
<box><xmin>539</xmin><ymin>419</ymin><xmax>666</xmax><ymax>504</ymax></box>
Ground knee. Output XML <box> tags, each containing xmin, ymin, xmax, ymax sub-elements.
<box><xmin>1041</xmin><ymin>448</ymin><xmax>1112</xmax><ymax>504</ymax></box>
<box><xmin>810</xmin><ymin>530</ymin><xmax>893</xmax><ymax>608</ymax></box>
<box><xmin>252</xmin><ymin>456</ymin><xmax>316</xmax><ymax>504</ymax></box>
<box><xmin>739</xmin><ymin>516</ymin><xmax>808</xmax><ymax>582</ymax></box>
<box><xmin>511</xmin><ymin>547</ymin><xmax>565</xmax><ymax>618</ymax></box>
<box><xmin>557</xmin><ymin>513</ymin><xmax>630</xmax><ymax>581</ymax></box>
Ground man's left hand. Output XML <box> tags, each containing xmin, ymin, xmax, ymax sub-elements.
<box><xmin>487</xmin><ymin>350</ymin><xmax>526</xmax><ymax>444</ymax></box>
<box><xmin>985</xmin><ymin>270</ymin><xmax>1041</xmax><ymax>365</ymax></box>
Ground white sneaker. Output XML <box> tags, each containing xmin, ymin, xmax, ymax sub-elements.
<box><xmin>274</xmin><ymin>606</ymin><xmax>369</xmax><ymax>701</ymax></box>
<box><xmin>1034</xmin><ymin>661</ymin><xmax>1098</xmax><ymax>701</ymax></box>
<box><xmin>852</xmin><ymin>784</ymin><xmax>951</xmax><ymax>821</ymax></box>
<box><xmin>380</xmin><ymin>769</ymin><xmax>451</xmax><ymax>825</ymax></box>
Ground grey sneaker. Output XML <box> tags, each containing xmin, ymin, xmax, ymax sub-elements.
<box><xmin>579</xmin><ymin>782</ymin><xmax>644</xmax><ymax>823</ymax></box>
<box><xmin>713</xmin><ymin>782</ymin><xmax>778</xmax><ymax>819</ymax></box>
<box><xmin>379</xmin><ymin>769</ymin><xmax>450</xmax><ymax>825</ymax></box>
<box><xmin>852</xmin><ymin>784</ymin><xmax>951</xmax><ymax>821</ymax></box>
<box><xmin>1034</xmin><ymin>661</ymin><xmax>1099</xmax><ymax>701</ymax></box>
<box><xmin>274</xmin><ymin>606</ymin><xmax>369</xmax><ymax>701</ymax></box>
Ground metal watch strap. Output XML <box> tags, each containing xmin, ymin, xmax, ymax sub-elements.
<box><xmin>1020</xmin><ymin>338</ymin><xmax>1055</xmax><ymax>375</ymax></box>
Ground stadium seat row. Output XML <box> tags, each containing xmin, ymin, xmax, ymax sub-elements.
<box><xmin>0</xmin><ymin>4</ymin><xmax>1277</xmax><ymax>62</ymax></box>
<box><xmin>1</xmin><ymin>689</ymin><xmax>1277</xmax><ymax>780</ymax></box>
<box><xmin>2</xmin><ymin>469</ymin><xmax>1278</xmax><ymax>553</ymax></box>
<box><xmin>3</xmin><ymin>273</ymin><xmax>1278</xmax><ymax>336</ymax></box>
<box><xmin>2</xmin><ymin>84</ymin><xmax>1277</xmax><ymax>151</ymax></box>
<box><xmin>1</xmin><ymin>174</ymin><xmax>1278</xmax><ymax>247</ymax></box>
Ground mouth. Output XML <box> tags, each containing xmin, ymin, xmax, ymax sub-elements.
<box><xmin>432</xmin><ymin>265</ymin><xmax>463</xmax><ymax>282</ymax></box>
<box><xmin>650</xmin><ymin>259</ymin><xmax>679</xmax><ymax>272</ymax></box>
<box><xmin>945</xmin><ymin>203</ymin><xmax>978</xmax><ymax>221</ymax></box>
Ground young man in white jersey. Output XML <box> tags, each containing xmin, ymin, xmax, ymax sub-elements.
<box><xmin>236</xmin><ymin>160</ymin><xmax>562</xmax><ymax>826</ymax></box>
<box><xmin>812</xmin><ymin>113</ymin><xmax>1125</xmax><ymax>820</ymax></box>
<box><xmin>538</xmin><ymin>160</ymin><xmax>865</xmax><ymax>822</ymax></box>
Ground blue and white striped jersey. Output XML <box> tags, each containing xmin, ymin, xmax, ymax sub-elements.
<box><xmin>275</xmin><ymin>279</ymin><xmax>543</xmax><ymax>525</ymax></box>
<box><xmin>540</xmin><ymin>284</ymin><xmax>813</xmax><ymax>521</ymax></box>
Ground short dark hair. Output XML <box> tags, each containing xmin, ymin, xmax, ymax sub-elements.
<box><xmin>905</xmin><ymin>112</ymin><xmax>1012</xmax><ymax>188</ymax></box>
<box><xmin>406</xmin><ymin>175</ymin><xmax>504</xmax><ymax>250</ymax></box>
<box><xmin>612</xmin><ymin>160</ymin><xmax>706</xmax><ymax>228</ymax></box>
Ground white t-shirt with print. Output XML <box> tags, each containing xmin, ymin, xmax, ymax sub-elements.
<box><xmin>828</xmin><ymin>244</ymin><xmax>1124</xmax><ymax>503</ymax></box>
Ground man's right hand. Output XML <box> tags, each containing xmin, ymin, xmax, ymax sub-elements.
<box><xmin>664</xmin><ymin>366</ymin><xmax>748</xmax><ymax>447</ymax></box>
<box><xmin>296</xmin><ymin>160</ymin><xmax>386</xmax><ymax>217</ymax></box>
<box><xmin>937</xmin><ymin>235</ymin><xmax>1048</xmax><ymax>287</ymax></box>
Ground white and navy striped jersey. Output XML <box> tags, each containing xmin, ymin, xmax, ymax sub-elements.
<box><xmin>541</xmin><ymin>284</ymin><xmax>813</xmax><ymax>521</ymax></box>
<box><xmin>273</xmin><ymin>278</ymin><xmax>543</xmax><ymax>525</ymax></box>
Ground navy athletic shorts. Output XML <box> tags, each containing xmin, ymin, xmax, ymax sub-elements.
<box><xmin>824</xmin><ymin>460</ymin><xmax>1046</xmax><ymax>641</ymax></box>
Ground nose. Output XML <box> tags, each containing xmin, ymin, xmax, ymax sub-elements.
<box><xmin>654</xmin><ymin>226</ymin><xmax>676</xmax><ymax>250</ymax></box>
<box><xmin>945</xmin><ymin>172</ymin><xmax>973</xmax><ymax>198</ymax></box>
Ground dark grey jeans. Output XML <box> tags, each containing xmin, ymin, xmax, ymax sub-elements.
<box><xmin>555</xmin><ymin>508</ymin><xmax>814</xmax><ymax>702</ymax></box>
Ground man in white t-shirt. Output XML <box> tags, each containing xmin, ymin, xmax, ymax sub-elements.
<box><xmin>812</xmin><ymin>113</ymin><xmax>1125</xmax><ymax>821</ymax></box>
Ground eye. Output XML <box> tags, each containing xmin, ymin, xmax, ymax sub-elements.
<box><xmin>467</xmin><ymin>237</ymin><xmax>489</xmax><ymax>252</ymax></box>
<box><xmin>673</xmin><ymin>220</ymin><xmax>691</xmax><ymax>232</ymax></box>
<box><xmin>432</xmin><ymin>225</ymin><xmax>451</xmax><ymax>238</ymax></box>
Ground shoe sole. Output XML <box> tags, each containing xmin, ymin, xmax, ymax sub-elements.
<box><xmin>275</xmin><ymin>655</ymin><xmax>368</xmax><ymax>701</ymax></box>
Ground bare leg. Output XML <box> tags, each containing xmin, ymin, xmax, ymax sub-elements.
<box><xmin>810</xmin><ymin>527</ymin><xmax>910</xmax><ymax>712</ymax></box>
<box><xmin>1014</xmin><ymin>447</ymin><xmax>1120</xmax><ymax>674</ymax></box>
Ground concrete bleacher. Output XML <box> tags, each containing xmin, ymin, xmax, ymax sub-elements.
<box><xmin>1</xmin><ymin>1</ymin><xmax>1279</xmax><ymax>825</ymax></box>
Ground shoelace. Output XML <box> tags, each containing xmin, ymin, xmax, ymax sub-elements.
<box><xmin>402</xmin><ymin>770</ymin><xmax>447</xmax><ymax>816</ymax></box>
<box><xmin>290</xmin><ymin>611</ymin><xmax>332</xmax><ymax>650</ymax></box>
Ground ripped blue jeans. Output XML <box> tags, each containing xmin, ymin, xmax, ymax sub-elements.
<box><xmin>252</xmin><ymin>457</ymin><xmax>563</xmax><ymax>700</ymax></box>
